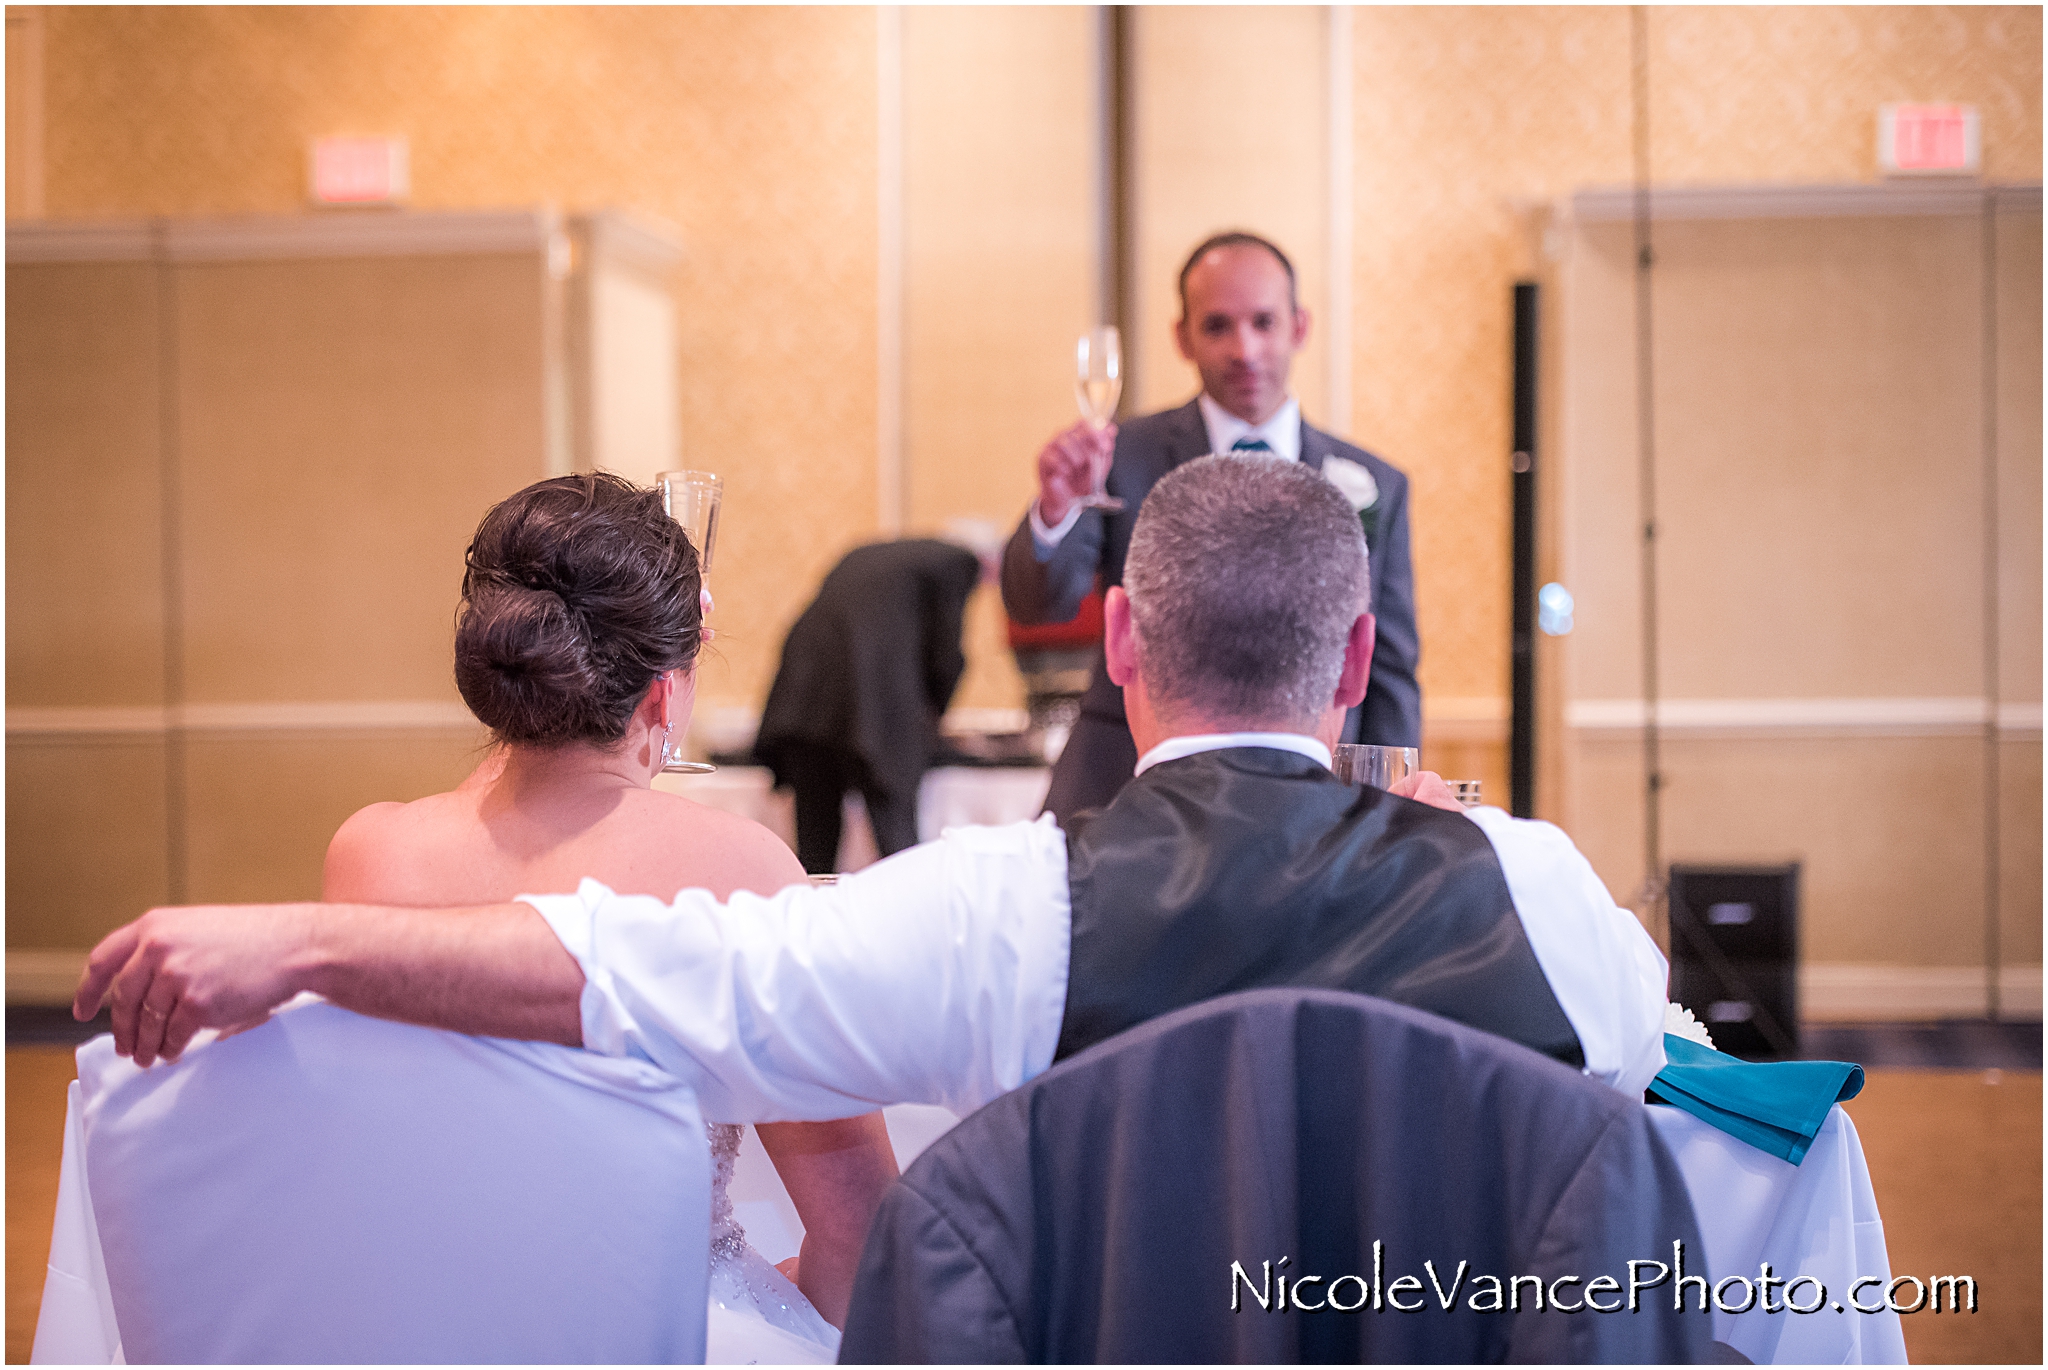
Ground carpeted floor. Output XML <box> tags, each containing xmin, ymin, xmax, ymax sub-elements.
<box><xmin>8</xmin><ymin>1028</ymin><xmax>2042</xmax><ymax>1363</ymax></box>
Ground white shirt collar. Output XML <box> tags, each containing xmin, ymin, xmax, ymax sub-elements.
<box><xmin>1133</xmin><ymin>731</ymin><xmax>1332</xmax><ymax>777</ymax></box>
<box><xmin>1197</xmin><ymin>392</ymin><xmax>1301</xmax><ymax>464</ymax></box>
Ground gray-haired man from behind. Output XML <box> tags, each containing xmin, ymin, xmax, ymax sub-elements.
<box><xmin>78</xmin><ymin>456</ymin><xmax>1668</xmax><ymax>1125</ymax></box>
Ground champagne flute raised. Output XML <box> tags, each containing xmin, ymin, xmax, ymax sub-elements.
<box><xmin>1073</xmin><ymin>326</ymin><xmax>1124</xmax><ymax>512</ymax></box>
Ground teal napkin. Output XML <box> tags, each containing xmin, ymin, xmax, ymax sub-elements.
<box><xmin>1647</xmin><ymin>1034</ymin><xmax>1865</xmax><ymax>1166</ymax></box>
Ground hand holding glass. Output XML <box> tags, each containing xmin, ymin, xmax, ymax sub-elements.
<box><xmin>1073</xmin><ymin>327</ymin><xmax>1124</xmax><ymax>512</ymax></box>
<box><xmin>1330</xmin><ymin>744</ymin><xmax>1418</xmax><ymax>790</ymax></box>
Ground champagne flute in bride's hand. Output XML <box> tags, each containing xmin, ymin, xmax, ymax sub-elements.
<box><xmin>656</xmin><ymin>469</ymin><xmax>721</xmax><ymax>775</ymax></box>
<box><xmin>1073</xmin><ymin>326</ymin><xmax>1124</xmax><ymax>511</ymax></box>
<box><xmin>659</xmin><ymin>469</ymin><xmax>721</xmax><ymax>578</ymax></box>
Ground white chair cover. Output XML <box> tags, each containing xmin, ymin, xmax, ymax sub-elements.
<box><xmin>34</xmin><ymin>998</ymin><xmax>711</xmax><ymax>1364</ymax></box>
<box><xmin>1651</xmin><ymin>1102</ymin><xmax>1908</xmax><ymax>1364</ymax></box>
<box><xmin>31</xmin><ymin>1079</ymin><xmax>120</xmax><ymax>1364</ymax></box>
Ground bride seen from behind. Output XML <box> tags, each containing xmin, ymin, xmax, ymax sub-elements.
<box><xmin>322</xmin><ymin>473</ymin><xmax>894</xmax><ymax>1362</ymax></box>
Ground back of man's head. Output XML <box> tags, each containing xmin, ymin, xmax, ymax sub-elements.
<box><xmin>1123</xmin><ymin>455</ymin><xmax>1369</xmax><ymax>730</ymax></box>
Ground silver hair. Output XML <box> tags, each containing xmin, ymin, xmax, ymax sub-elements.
<box><xmin>1123</xmin><ymin>454</ymin><xmax>1370</xmax><ymax>728</ymax></box>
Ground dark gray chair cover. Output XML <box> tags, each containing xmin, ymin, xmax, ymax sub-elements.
<box><xmin>842</xmin><ymin>989</ymin><xmax>1711</xmax><ymax>1364</ymax></box>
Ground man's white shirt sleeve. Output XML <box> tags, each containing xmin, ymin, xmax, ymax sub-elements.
<box><xmin>1466</xmin><ymin>806</ymin><xmax>1670</xmax><ymax>1097</ymax></box>
<box><xmin>1027</xmin><ymin>498</ymin><xmax>1086</xmax><ymax>555</ymax></box>
<box><xmin>522</xmin><ymin>815</ymin><xmax>1074</xmax><ymax>1124</ymax></box>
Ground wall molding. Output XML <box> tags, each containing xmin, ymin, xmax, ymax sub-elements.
<box><xmin>1571</xmin><ymin>181</ymin><xmax>2042</xmax><ymax>224</ymax></box>
<box><xmin>8</xmin><ymin>950</ymin><xmax>89</xmax><ymax>1005</ymax></box>
<box><xmin>1569</xmin><ymin>696</ymin><xmax>2043</xmax><ymax>739</ymax></box>
<box><xmin>1420</xmin><ymin>695</ymin><xmax>1508</xmax><ymax>744</ymax></box>
<box><xmin>579</xmin><ymin>210</ymin><xmax>684</xmax><ymax>280</ymax></box>
<box><xmin>1803</xmin><ymin>963</ymin><xmax>2043</xmax><ymax>1022</ymax></box>
<box><xmin>8</xmin><ymin>701</ymin><xmax>482</xmax><ymax>737</ymax></box>
<box><xmin>8</xmin><ymin>210</ymin><xmax>560</xmax><ymax>266</ymax></box>
<box><xmin>695</xmin><ymin>700</ymin><xmax>1511</xmax><ymax>747</ymax></box>
<box><xmin>6</xmin><ymin>219</ymin><xmax>155</xmax><ymax>262</ymax></box>
<box><xmin>18</xmin><ymin>695</ymin><xmax>2036</xmax><ymax>742</ymax></box>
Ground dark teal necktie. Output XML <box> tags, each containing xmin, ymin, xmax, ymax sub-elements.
<box><xmin>1231</xmin><ymin>436</ymin><xmax>1273</xmax><ymax>453</ymax></box>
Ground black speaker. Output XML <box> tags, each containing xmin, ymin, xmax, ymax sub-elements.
<box><xmin>1508</xmin><ymin>282</ymin><xmax>1538</xmax><ymax>818</ymax></box>
<box><xmin>1667</xmin><ymin>864</ymin><xmax>1800</xmax><ymax>1060</ymax></box>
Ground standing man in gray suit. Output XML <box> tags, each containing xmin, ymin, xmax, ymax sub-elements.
<box><xmin>1003</xmin><ymin>231</ymin><xmax>1421</xmax><ymax>823</ymax></box>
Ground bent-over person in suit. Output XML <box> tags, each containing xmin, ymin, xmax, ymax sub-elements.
<box><xmin>755</xmin><ymin>539</ymin><xmax>982</xmax><ymax>874</ymax></box>
<box><xmin>1004</xmin><ymin>231</ymin><xmax>1421</xmax><ymax>824</ymax></box>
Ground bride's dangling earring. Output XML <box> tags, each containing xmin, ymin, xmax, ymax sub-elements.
<box><xmin>653</xmin><ymin>670</ymin><xmax>674</xmax><ymax>770</ymax></box>
<box><xmin>652</xmin><ymin>671</ymin><xmax>715</xmax><ymax>775</ymax></box>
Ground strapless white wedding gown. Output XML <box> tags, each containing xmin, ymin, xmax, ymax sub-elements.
<box><xmin>702</xmin><ymin>1123</ymin><xmax>841</xmax><ymax>1364</ymax></box>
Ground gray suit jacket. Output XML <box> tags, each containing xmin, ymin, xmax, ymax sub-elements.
<box><xmin>1002</xmin><ymin>400</ymin><xmax>1421</xmax><ymax>821</ymax></box>
<box><xmin>841</xmin><ymin>988</ymin><xmax>1710</xmax><ymax>1364</ymax></box>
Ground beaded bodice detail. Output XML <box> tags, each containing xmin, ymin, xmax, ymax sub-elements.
<box><xmin>702</xmin><ymin>1120</ymin><xmax>837</xmax><ymax>1355</ymax></box>
<box><xmin>706</xmin><ymin>1122</ymin><xmax>749</xmax><ymax>1264</ymax></box>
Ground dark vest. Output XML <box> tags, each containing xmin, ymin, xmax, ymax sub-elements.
<box><xmin>1053</xmin><ymin>747</ymin><xmax>1584</xmax><ymax>1066</ymax></box>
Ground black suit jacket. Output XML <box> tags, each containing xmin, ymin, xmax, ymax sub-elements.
<box><xmin>1001</xmin><ymin>400</ymin><xmax>1421</xmax><ymax>816</ymax></box>
<box><xmin>755</xmin><ymin>540</ymin><xmax>981</xmax><ymax>806</ymax></box>
<box><xmin>842</xmin><ymin>989</ymin><xmax>1709</xmax><ymax>1364</ymax></box>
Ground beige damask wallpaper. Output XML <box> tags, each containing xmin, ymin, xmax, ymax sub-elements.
<box><xmin>1348</xmin><ymin>4</ymin><xmax>2041</xmax><ymax>714</ymax></box>
<box><xmin>12</xmin><ymin>4</ymin><xmax>2043</xmax><ymax>722</ymax></box>
<box><xmin>28</xmin><ymin>5</ymin><xmax>880</xmax><ymax>715</ymax></box>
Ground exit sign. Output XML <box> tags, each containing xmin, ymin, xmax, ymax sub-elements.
<box><xmin>1877</xmin><ymin>104</ymin><xmax>1980</xmax><ymax>176</ymax></box>
<box><xmin>309</xmin><ymin>136</ymin><xmax>410</xmax><ymax>205</ymax></box>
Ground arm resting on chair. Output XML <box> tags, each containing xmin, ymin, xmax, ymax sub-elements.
<box><xmin>74</xmin><ymin>901</ymin><xmax>584</xmax><ymax>1067</ymax></box>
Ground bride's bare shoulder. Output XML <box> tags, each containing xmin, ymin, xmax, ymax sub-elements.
<box><xmin>323</xmin><ymin>791</ymin><xmax>474</xmax><ymax>903</ymax></box>
<box><xmin>634</xmin><ymin>788</ymin><xmax>807</xmax><ymax>897</ymax></box>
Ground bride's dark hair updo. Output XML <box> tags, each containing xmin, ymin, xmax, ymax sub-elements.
<box><xmin>454</xmin><ymin>472</ymin><xmax>702</xmax><ymax>747</ymax></box>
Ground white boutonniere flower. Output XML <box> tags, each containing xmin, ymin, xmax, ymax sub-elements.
<box><xmin>1321</xmin><ymin>455</ymin><xmax>1379</xmax><ymax>512</ymax></box>
<box><xmin>1664</xmin><ymin>1001</ymin><xmax>1717</xmax><ymax>1051</ymax></box>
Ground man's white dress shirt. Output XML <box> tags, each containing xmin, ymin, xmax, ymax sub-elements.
<box><xmin>524</xmin><ymin>736</ymin><xmax>1669</xmax><ymax>1124</ymax></box>
<box><xmin>1194</xmin><ymin>392</ymin><xmax>1301</xmax><ymax>462</ymax></box>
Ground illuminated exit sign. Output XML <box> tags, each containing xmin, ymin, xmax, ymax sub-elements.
<box><xmin>1877</xmin><ymin>104</ymin><xmax>1980</xmax><ymax>176</ymax></box>
<box><xmin>309</xmin><ymin>136</ymin><xmax>411</xmax><ymax>205</ymax></box>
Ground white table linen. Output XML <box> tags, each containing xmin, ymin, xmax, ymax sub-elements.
<box><xmin>658</xmin><ymin>762</ymin><xmax>1051</xmax><ymax>873</ymax></box>
<box><xmin>29</xmin><ymin>1081</ymin><xmax>120</xmax><ymax>1365</ymax></box>
<box><xmin>1650</xmin><ymin>1102</ymin><xmax>1907</xmax><ymax>1364</ymax></box>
